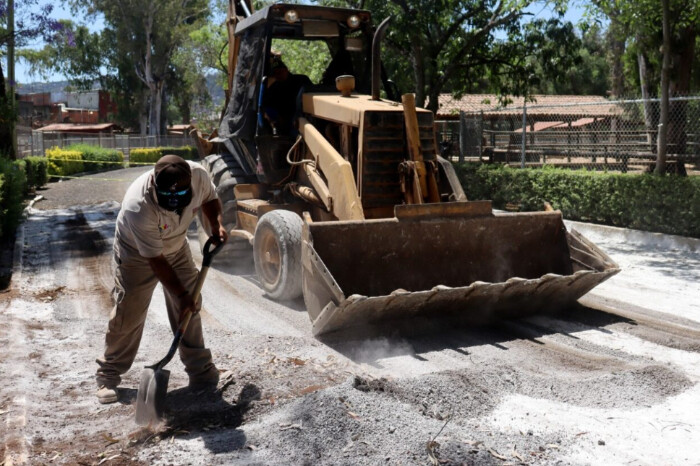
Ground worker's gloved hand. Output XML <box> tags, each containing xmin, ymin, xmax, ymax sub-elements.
<box><xmin>177</xmin><ymin>291</ymin><xmax>197</xmax><ymax>317</ymax></box>
<box><xmin>212</xmin><ymin>225</ymin><xmax>229</xmax><ymax>245</ymax></box>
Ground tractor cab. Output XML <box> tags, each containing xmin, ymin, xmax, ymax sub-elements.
<box><xmin>218</xmin><ymin>4</ymin><xmax>396</xmax><ymax>185</ymax></box>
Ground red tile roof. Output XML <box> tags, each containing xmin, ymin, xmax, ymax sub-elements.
<box><xmin>436</xmin><ymin>94</ymin><xmax>623</xmax><ymax>119</ymax></box>
<box><xmin>564</xmin><ymin>117</ymin><xmax>598</xmax><ymax>128</ymax></box>
<box><xmin>521</xmin><ymin>121</ymin><xmax>565</xmax><ymax>132</ymax></box>
<box><xmin>168</xmin><ymin>124</ymin><xmax>194</xmax><ymax>130</ymax></box>
<box><xmin>37</xmin><ymin>123</ymin><xmax>123</xmax><ymax>133</ymax></box>
<box><xmin>517</xmin><ymin>118</ymin><xmax>601</xmax><ymax>132</ymax></box>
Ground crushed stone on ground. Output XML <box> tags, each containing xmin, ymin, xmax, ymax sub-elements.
<box><xmin>1</xmin><ymin>167</ymin><xmax>699</xmax><ymax>465</ymax></box>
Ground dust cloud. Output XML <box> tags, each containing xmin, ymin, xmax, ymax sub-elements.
<box><xmin>344</xmin><ymin>338</ymin><xmax>415</xmax><ymax>365</ymax></box>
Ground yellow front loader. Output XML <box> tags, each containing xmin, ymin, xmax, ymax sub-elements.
<box><xmin>193</xmin><ymin>2</ymin><xmax>619</xmax><ymax>336</ymax></box>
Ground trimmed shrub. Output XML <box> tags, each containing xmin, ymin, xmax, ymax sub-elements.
<box><xmin>22</xmin><ymin>156</ymin><xmax>49</xmax><ymax>190</ymax></box>
<box><xmin>455</xmin><ymin>163</ymin><xmax>700</xmax><ymax>238</ymax></box>
<box><xmin>65</xmin><ymin>143</ymin><xmax>125</xmax><ymax>172</ymax></box>
<box><xmin>13</xmin><ymin>159</ymin><xmax>27</xmax><ymax>193</ymax></box>
<box><xmin>129</xmin><ymin>146</ymin><xmax>197</xmax><ymax>166</ymax></box>
<box><xmin>45</xmin><ymin>147</ymin><xmax>84</xmax><ymax>177</ymax></box>
<box><xmin>0</xmin><ymin>158</ymin><xmax>28</xmax><ymax>240</ymax></box>
<box><xmin>159</xmin><ymin>146</ymin><xmax>197</xmax><ymax>160</ymax></box>
<box><xmin>129</xmin><ymin>148</ymin><xmax>162</xmax><ymax>165</ymax></box>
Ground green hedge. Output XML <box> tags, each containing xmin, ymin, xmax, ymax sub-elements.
<box><xmin>65</xmin><ymin>143</ymin><xmax>124</xmax><ymax>172</ymax></box>
<box><xmin>0</xmin><ymin>159</ymin><xmax>28</xmax><ymax>240</ymax></box>
<box><xmin>129</xmin><ymin>146</ymin><xmax>197</xmax><ymax>165</ymax></box>
<box><xmin>455</xmin><ymin>163</ymin><xmax>700</xmax><ymax>238</ymax></box>
<box><xmin>45</xmin><ymin>147</ymin><xmax>84</xmax><ymax>177</ymax></box>
<box><xmin>22</xmin><ymin>156</ymin><xmax>49</xmax><ymax>190</ymax></box>
<box><xmin>160</xmin><ymin>146</ymin><xmax>197</xmax><ymax>160</ymax></box>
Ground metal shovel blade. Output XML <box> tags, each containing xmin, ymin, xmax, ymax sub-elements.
<box><xmin>135</xmin><ymin>367</ymin><xmax>170</xmax><ymax>426</ymax></box>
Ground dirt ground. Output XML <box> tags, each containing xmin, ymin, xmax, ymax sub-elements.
<box><xmin>1</xmin><ymin>166</ymin><xmax>699</xmax><ymax>465</ymax></box>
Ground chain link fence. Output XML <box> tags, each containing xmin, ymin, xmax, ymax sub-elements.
<box><xmin>17</xmin><ymin>130</ymin><xmax>192</xmax><ymax>160</ymax></box>
<box><xmin>436</xmin><ymin>96</ymin><xmax>700</xmax><ymax>175</ymax></box>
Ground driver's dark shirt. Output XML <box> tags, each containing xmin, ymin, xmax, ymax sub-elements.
<box><xmin>263</xmin><ymin>73</ymin><xmax>312</xmax><ymax>133</ymax></box>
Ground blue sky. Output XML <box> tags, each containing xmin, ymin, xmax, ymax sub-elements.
<box><xmin>12</xmin><ymin>1</ymin><xmax>589</xmax><ymax>85</ymax></box>
<box><xmin>12</xmin><ymin>3</ymin><xmax>104</xmax><ymax>85</ymax></box>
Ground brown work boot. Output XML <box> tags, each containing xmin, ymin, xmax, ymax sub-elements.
<box><xmin>97</xmin><ymin>385</ymin><xmax>119</xmax><ymax>404</ymax></box>
<box><xmin>188</xmin><ymin>370</ymin><xmax>220</xmax><ymax>392</ymax></box>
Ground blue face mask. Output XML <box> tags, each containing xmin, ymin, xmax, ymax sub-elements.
<box><xmin>156</xmin><ymin>186</ymin><xmax>192</xmax><ymax>213</ymax></box>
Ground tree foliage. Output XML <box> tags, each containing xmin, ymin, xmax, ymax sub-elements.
<box><xmin>169</xmin><ymin>21</ymin><xmax>228</xmax><ymax>130</ymax></box>
<box><xmin>529</xmin><ymin>24</ymin><xmax>609</xmax><ymax>95</ymax></box>
<box><xmin>316</xmin><ymin>0</ymin><xmax>581</xmax><ymax>112</ymax></box>
<box><xmin>1</xmin><ymin>0</ymin><xmax>66</xmax><ymax>158</ymax></box>
<box><xmin>592</xmin><ymin>0</ymin><xmax>700</xmax><ymax>96</ymax></box>
<box><xmin>64</xmin><ymin>0</ymin><xmax>209</xmax><ymax>135</ymax></box>
<box><xmin>591</xmin><ymin>0</ymin><xmax>700</xmax><ymax>169</ymax></box>
<box><xmin>0</xmin><ymin>0</ymin><xmax>67</xmax><ymax>48</ymax></box>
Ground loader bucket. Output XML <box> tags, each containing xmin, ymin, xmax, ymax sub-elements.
<box><xmin>301</xmin><ymin>201</ymin><xmax>620</xmax><ymax>336</ymax></box>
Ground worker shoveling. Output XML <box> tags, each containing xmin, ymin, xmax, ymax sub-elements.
<box><xmin>135</xmin><ymin>238</ymin><xmax>222</xmax><ymax>426</ymax></box>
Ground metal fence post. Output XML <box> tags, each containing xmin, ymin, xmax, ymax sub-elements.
<box><xmin>458</xmin><ymin>111</ymin><xmax>466</xmax><ymax>163</ymax></box>
<box><xmin>521</xmin><ymin>103</ymin><xmax>527</xmax><ymax>168</ymax></box>
<box><xmin>479</xmin><ymin>110</ymin><xmax>484</xmax><ymax>161</ymax></box>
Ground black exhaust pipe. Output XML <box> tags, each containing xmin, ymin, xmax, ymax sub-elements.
<box><xmin>372</xmin><ymin>16</ymin><xmax>392</xmax><ymax>101</ymax></box>
<box><xmin>237</xmin><ymin>0</ymin><xmax>252</xmax><ymax>17</ymax></box>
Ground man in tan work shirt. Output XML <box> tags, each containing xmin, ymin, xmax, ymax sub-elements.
<box><xmin>96</xmin><ymin>154</ymin><xmax>227</xmax><ymax>404</ymax></box>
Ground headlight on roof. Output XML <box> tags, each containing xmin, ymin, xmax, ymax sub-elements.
<box><xmin>347</xmin><ymin>15</ymin><xmax>361</xmax><ymax>29</ymax></box>
<box><xmin>285</xmin><ymin>10</ymin><xmax>299</xmax><ymax>23</ymax></box>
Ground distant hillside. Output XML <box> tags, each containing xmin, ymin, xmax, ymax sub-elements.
<box><xmin>18</xmin><ymin>75</ymin><xmax>226</xmax><ymax>107</ymax></box>
<box><xmin>16</xmin><ymin>81</ymin><xmax>72</xmax><ymax>94</ymax></box>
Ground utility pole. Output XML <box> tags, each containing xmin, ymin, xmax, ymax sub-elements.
<box><xmin>7</xmin><ymin>0</ymin><xmax>18</xmax><ymax>158</ymax></box>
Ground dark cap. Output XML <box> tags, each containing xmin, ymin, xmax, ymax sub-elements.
<box><xmin>154</xmin><ymin>154</ymin><xmax>191</xmax><ymax>190</ymax></box>
<box><xmin>269</xmin><ymin>54</ymin><xmax>287</xmax><ymax>70</ymax></box>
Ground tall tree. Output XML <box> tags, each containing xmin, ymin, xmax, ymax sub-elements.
<box><xmin>1</xmin><ymin>0</ymin><xmax>65</xmax><ymax>158</ymax></box>
<box><xmin>593</xmin><ymin>0</ymin><xmax>700</xmax><ymax>169</ymax></box>
<box><xmin>24</xmin><ymin>21</ymin><xmax>146</xmax><ymax>128</ymax></box>
<box><xmin>528</xmin><ymin>23</ymin><xmax>609</xmax><ymax>96</ymax></box>
<box><xmin>319</xmin><ymin>0</ymin><xmax>579</xmax><ymax>112</ymax></box>
<box><xmin>604</xmin><ymin>8</ymin><xmax>626</xmax><ymax>97</ymax></box>
<box><xmin>656</xmin><ymin>0</ymin><xmax>671</xmax><ymax>174</ymax></box>
<box><xmin>169</xmin><ymin>21</ymin><xmax>227</xmax><ymax>130</ymax></box>
<box><xmin>68</xmin><ymin>0</ymin><xmax>208</xmax><ymax>135</ymax></box>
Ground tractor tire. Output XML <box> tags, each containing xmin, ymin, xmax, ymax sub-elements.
<box><xmin>253</xmin><ymin>210</ymin><xmax>303</xmax><ymax>301</ymax></box>
<box><xmin>197</xmin><ymin>153</ymin><xmax>256</xmax><ymax>262</ymax></box>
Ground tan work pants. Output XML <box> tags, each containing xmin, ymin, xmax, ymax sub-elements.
<box><xmin>96</xmin><ymin>243</ymin><xmax>217</xmax><ymax>388</ymax></box>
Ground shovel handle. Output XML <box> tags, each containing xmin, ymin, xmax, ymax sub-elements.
<box><xmin>202</xmin><ymin>236</ymin><xmax>224</xmax><ymax>268</ymax></box>
<box><xmin>152</xmin><ymin>236</ymin><xmax>223</xmax><ymax>370</ymax></box>
<box><xmin>175</xmin><ymin>236</ymin><xmax>223</xmax><ymax>334</ymax></box>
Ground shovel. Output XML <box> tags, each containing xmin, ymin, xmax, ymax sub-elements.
<box><xmin>135</xmin><ymin>237</ymin><xmax>223</xmax><ymax>426</ymax></box>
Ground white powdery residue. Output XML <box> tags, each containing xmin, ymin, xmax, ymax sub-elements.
<box><xmin>529</xmin><ymin>316</ymin><xmax>700</xmax><ymax>380</ymax></box>
<box><xmin>589</xmin><ymin>259</ymin><xmax>700</xmax><ymax>324</ymax></box>
<box><xmin>568</xmin><ymin>221</ymin><xmax>700</xmax><ymax>324</ymax></box>
<box><xmin>79</xmin><ymin>201</ymin><xmax>121</xmax><ymax>237</ymax></box>
<box><xmin>138</xmin><ymin>438</ymin><xmax>213</xmax><ymax>466</ymax></box>
<box><xmin>197</xmin><ymin>270</ymin><xmax>308</xmax><ymax>338</ymax></box>
<box><xmin>335</xmin><ymin>337</ymin><xmax>499</xmax><ymax>378</ymax></box>
<box><xmin>344</xmin><ymin>338</ymin><xmax>416</xmax><ymax>374</ymax></box>
<box><xmin>6</xmin><ymin>299</ymin><xmax>53</xmax><ymax>321</ymax></box>
<box><xmin>350</xmin><ymin>338</ymin><xmax>413</xmax><ymax>360</ymax></box>
<box><xmin>489</xmin><ymin>387</ymin><xmax>700</xmax><ymax>466</ymax></box>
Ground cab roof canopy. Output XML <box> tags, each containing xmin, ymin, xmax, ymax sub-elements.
<box><xmin>234</xmin><ymin>3</ymin><xmax>372</xmax><ymax>37</ymax></box>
